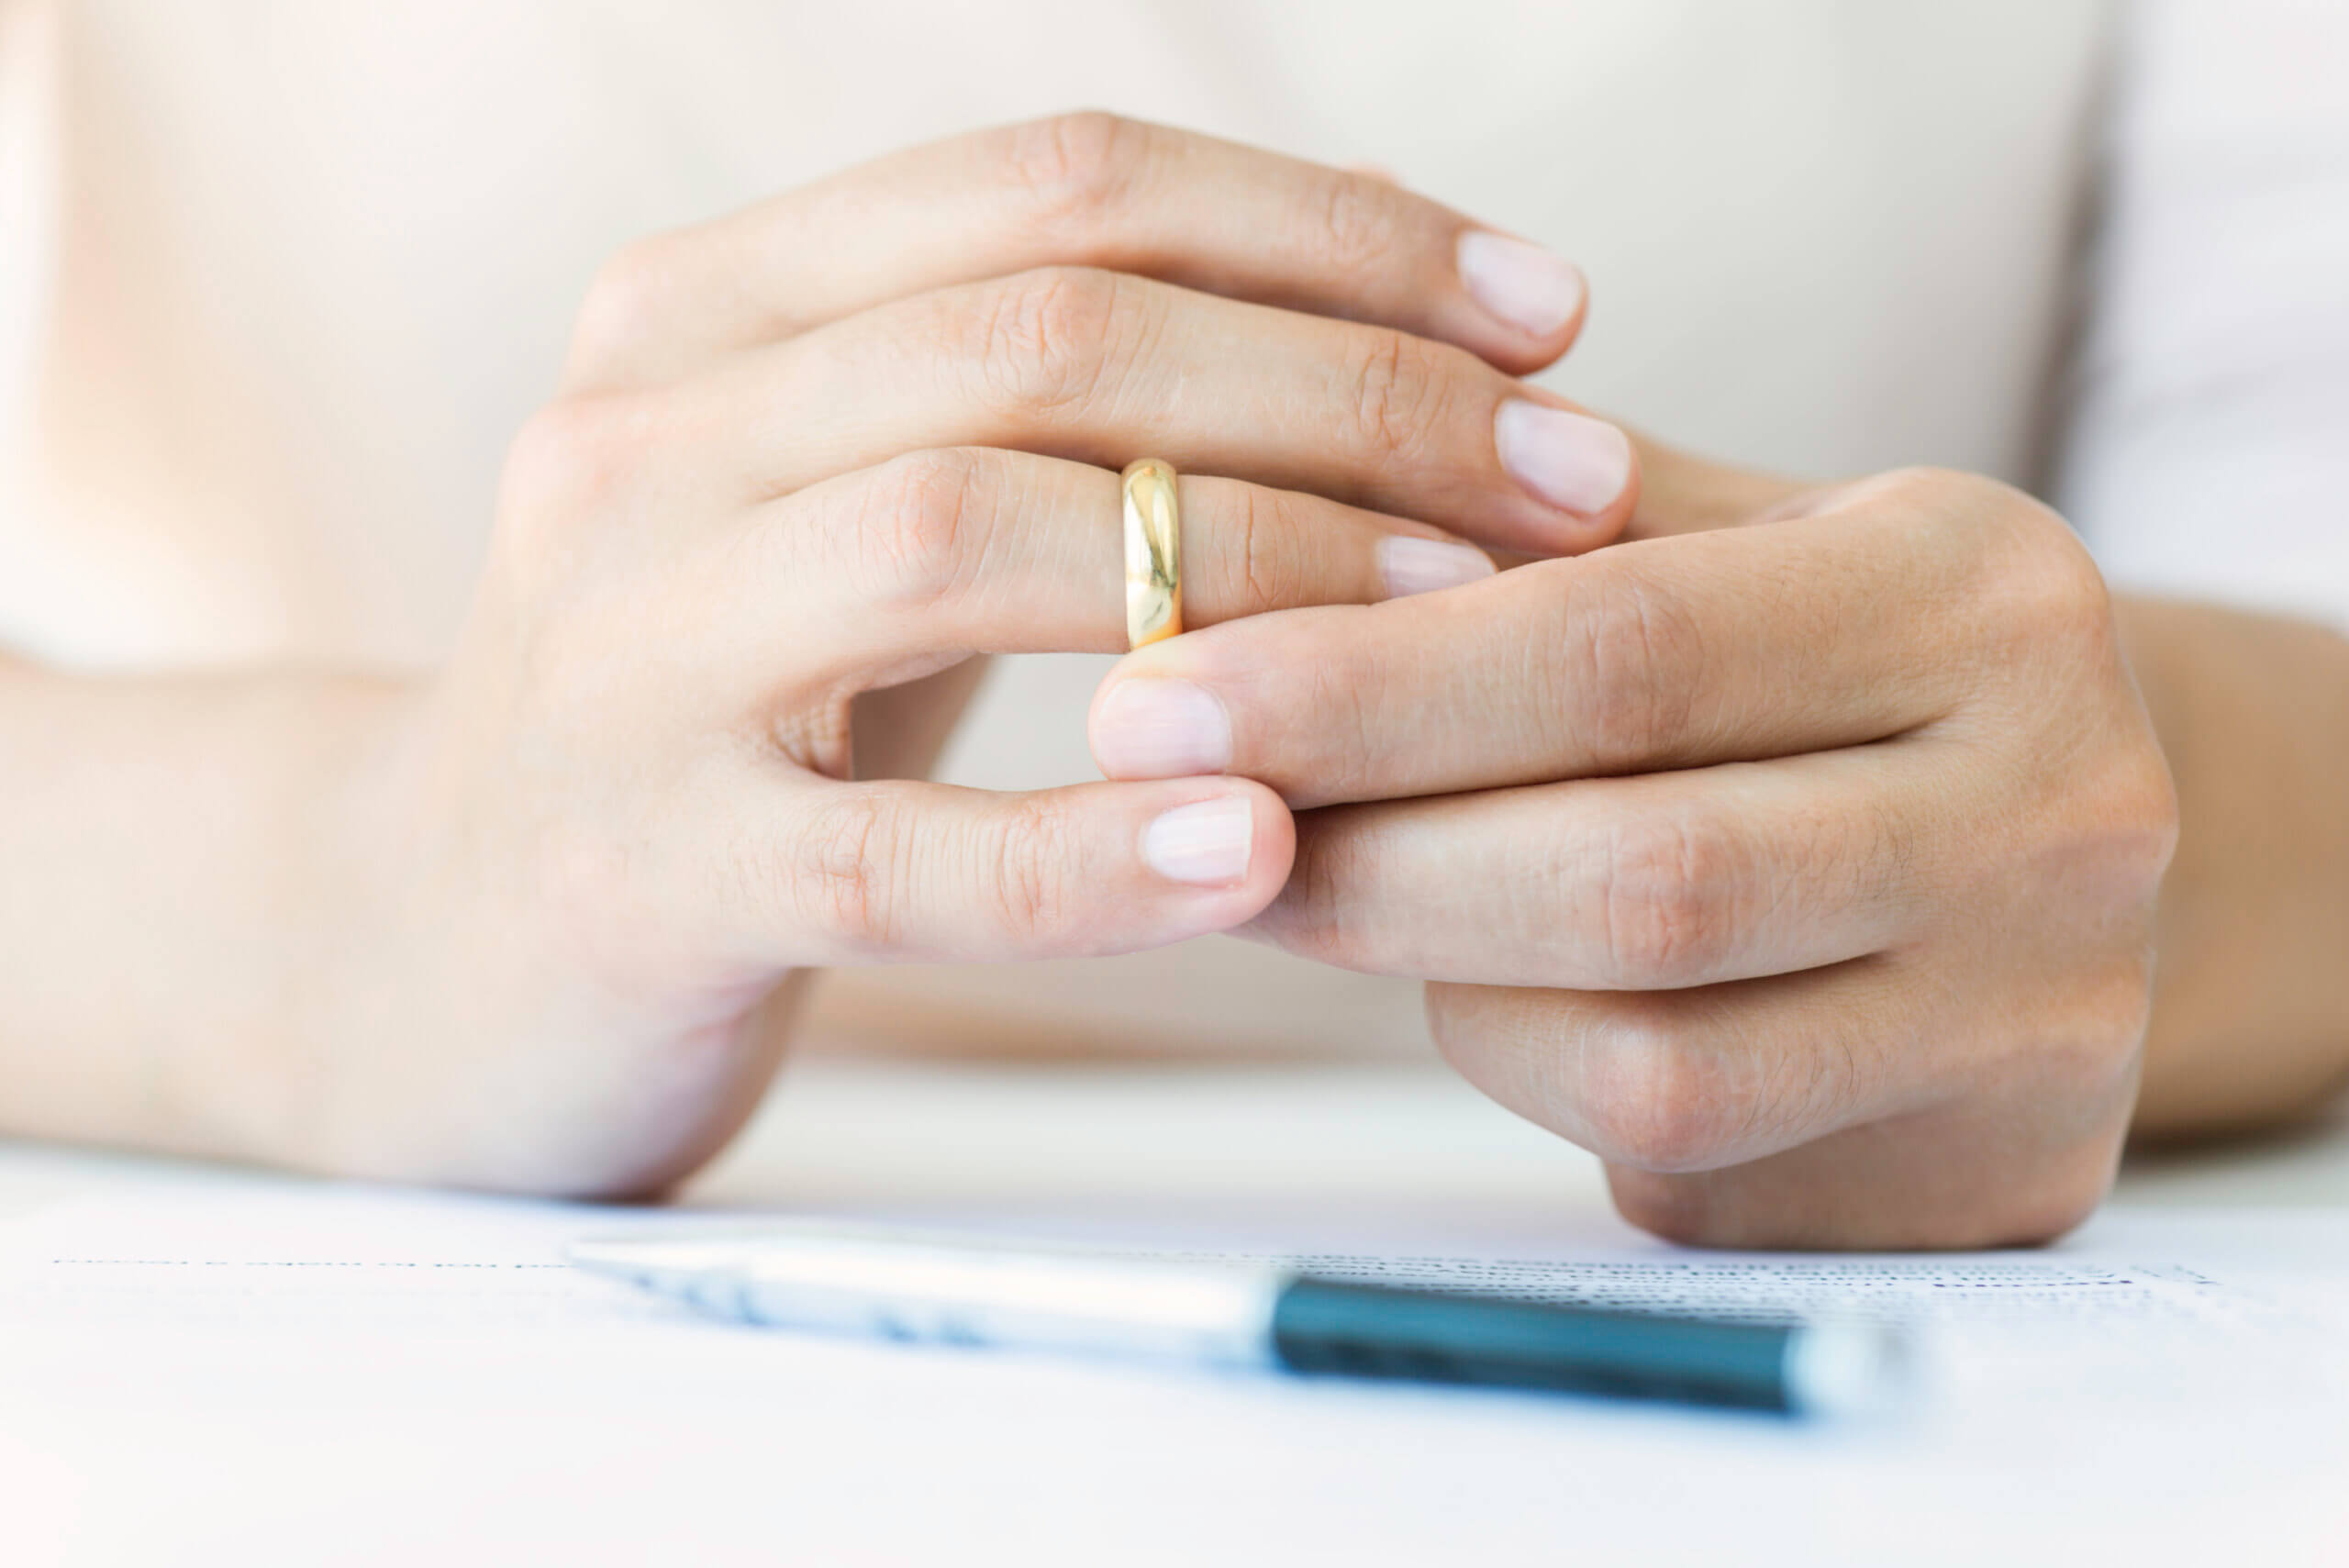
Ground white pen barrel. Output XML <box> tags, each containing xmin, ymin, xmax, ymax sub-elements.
<box><xmin>580</xmin><ymin>1234</ymin><xmax>1286</xmax><ymax>1368</ymax></box>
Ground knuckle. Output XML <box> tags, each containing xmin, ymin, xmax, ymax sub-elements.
<box><xmin>1856</xmin><ymin>464</ymin><xmax>1985</xmax><ymax>521</ymax></box>
<box><xmin>1909</xmin><ymin>471</ymin><xmax>2176</xmax><ymax>918</ymax></box>
<box><xmin>2034</xmin><ymin>957</ymin><xmax>2160</xmax><ymax>1091</ymax></box>
<box><xmin>2014</xmin><ymin>521</ymin><xmax>2112</xmax><ymax>647</ymax></box>
<box><xmin>1560</xmin><ymin>565</ymin><xmax>1706</xmax><ymax>771</ymax></box>
<box><xmin>1575</xmin><ymin>1006</ymin><xmax>1742</xmax><ymax>1173</ymax></box>
<box><xmin>495</xmin><ymin>393</ymin><xmax>659</xmax><ymax>552</ymax></box>
<box><xmin>1341</xmin><ymin>328</ymin><xmax>1449</xmax><ymax>464</ymax></box>
<box><xmin>2059</xmin><ymin>745</ymin><xmax>2182</xmax><ymax>915</ymax></box>
<box><xmin>2113</xmin><ymin>754</ymin><xmax>2183</xmax><ymax>891</ymax></box>
<box><xmin>972</xmin><ymin>796</ymin><xmax>1074</xmax><ymax>942</ymax></box>
<box><xmin>1304</xmin><ymin>169</ymin><xmax>1404</xmax><ymax>280</ymax></box>
<box><xmin>1953</xmin><ymin>478</ymin><xmax>2116</xmax><ymax>656</ymax></box>
<box><xmin>1866</xmin><ymin>462</ymin><xmax>1968</xmax><ymax>503</ymax></box>
<box><xmin>1584</xmin><ymin>813</ymin><xmax>1739</xmax><ymax>986</ymax></box>
<box><xmin>790</xmin><ymin>789</ymin><xmax>907</xmax><ymax>952</ymax></box>
<box><xmin>844</xmin><ymin>449</ymin><xmax>995</xmax><ymax>610</ymax></box>
<box><xmin>999</xmin><ymin>110</ymin><xmax>1153</xmax><ymax>227</ymax></box>
<box><xmin>567</xmin><ymin>236</ymin><xmax>685</xmax><ymax>383</ymax></box>
<box><xmin>971</xmin><ymin>265</ymin><xmax>1138</xmax><ymax>415</ymax></box>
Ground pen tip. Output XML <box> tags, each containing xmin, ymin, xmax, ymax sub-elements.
<box><xmin>1786</xmin><ymin>1319</ymin><xmax>1915</xmax><ymax>1418</ymax></box>
<box><xmin>564</xmin><ymin>1239</ymin><xmax>658</xmax><ymax>1278</ymax></box>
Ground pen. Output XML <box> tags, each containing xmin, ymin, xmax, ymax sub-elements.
<box><xmin>569</xmin><ymin>1224</ymin><xmax>1908</xmax><ymax>1417</ymax></box>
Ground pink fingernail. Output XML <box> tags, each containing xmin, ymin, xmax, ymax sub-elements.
<box><xmin>1143</xmin><ymin>796</ymin><xmax>1254</xmax><ymax>885</ymax></box>
<box><xmin>1495</xmin><ymin>400</ymin><xmax>1631</xmax><ymax>516</ymax></box>
<box><xmin>1457</xmin><ymin>231</ymin><xmax>1586</xmax><ymax>337</ymax></box>
<box><xmin>1377</xmin><ymin>536</ymin><xmax>1495</xmax><ymax>598</ymax></box>
<box><xmin>1091</xmin><ymin>679</ymin><xmax>1231</xmax><ymax>778</ymax></box>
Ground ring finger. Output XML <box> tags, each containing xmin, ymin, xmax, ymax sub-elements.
<box><xmin>700</xmin><ymin>446</ymin><xmax>1499</xmax><ymax>683</ymax></box>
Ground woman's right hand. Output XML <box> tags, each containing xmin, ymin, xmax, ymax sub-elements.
<box><xmin>317</xmin><ymin>115</ymin><xmax>1641</xmax><ymax>1195</ymax></box>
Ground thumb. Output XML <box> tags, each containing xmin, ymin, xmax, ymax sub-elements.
<box><xmin>760</xmin><ymin>775</ymin><xmax>1295</xmax><ymax>965</ymax></box>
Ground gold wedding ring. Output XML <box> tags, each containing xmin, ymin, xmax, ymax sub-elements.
<box><xmin>1121</xmin><ymin>458</ymin><xmax>1184</xmax><ymax>649</ymax></box>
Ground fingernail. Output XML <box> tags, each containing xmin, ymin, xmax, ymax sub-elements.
<box><xmin>1377</xmin><ymin>535</ymin><xmax>1495</xmax><ymax>598</ymax></box>
<box><xmin>1091</xmin><ymin>679</ymin><xmax>1232</xmax><ymax>778</ymax></box>
<box><xmin>1495</xmin><ymin>400</ymin><xmax>1632</xmax><ymax>516</ymax></box>
<box><xmin>1457</xmin><ymin>231</ymin><xmax>1585</xmax><ymax>337</ymax></box>
<box><xmin>1142</xmin><ymin>795</ymin><xmax>1255</xmax><ymax>886</ymax></box>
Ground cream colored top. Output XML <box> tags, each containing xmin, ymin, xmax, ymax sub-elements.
<box><xmin>2</xmin><ymin>1</ymin><xmax>2340</xmax><ymax>1060</ymax></box>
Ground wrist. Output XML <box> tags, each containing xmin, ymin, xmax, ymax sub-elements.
<box><xmin>0</xmin><ymin>662</ymin><xmax>435</xmax><ymax>1167</ymax></box>
<box><xmin>215</xmin><ymin>670</ymin><xmax>442</xmax><ymax>1172</ymax></box>
<box><xmin>2116</xmin><ymin>596</ymin><xmax>2349</xmax><ymax>1134</ymax></box>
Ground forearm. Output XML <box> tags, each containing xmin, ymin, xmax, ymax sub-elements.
<box><xmin>0</xmin><ymin>653</ymin><xmax>414</xmax><ymax>1163</ymax></box>
<box><xmin>2117</xmin><ymin>597</ymin><xmax>2349</xmax><ymax>1136</ymax></box>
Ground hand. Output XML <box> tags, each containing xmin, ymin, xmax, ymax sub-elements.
<box><xmin>1090</xmin><ymin>452</ymin><xmax>2178</xmax><ymax>1249</ymax></box>
<box><xmin>326</xmin><ymin>115</ymin><xmax>1641</xmax><ymax>1193</ymax></box>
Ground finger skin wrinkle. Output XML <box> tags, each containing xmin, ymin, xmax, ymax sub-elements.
<box><xmin>1305</xmin><ymin>166</ymin><xmax>1404</xmax><ymax>289</ymax></box>
<box><xmin>1307</xmin><ymin>649</ymin><xmax>1389</xmax><ymax>806</ymax></box>
<box><xmin>955</xmin><ymin>453</ymin><xmax>1029</xmax><ymax>617</ymax></box>
<box><xmin>1241</xmin><ymin>647</ymin><xmax>1376</xmax><ymax>807</ymax></box>
<box><xmin>999</xmin><ymin>111</ymin><xmax>1155</xmax><ymax>234</ymax></box>
<box><xmin>972</xmin><ymin>268</ymin><xmax>1131</xmax><ymax>419</ymax></box>
<box><xmin>983</xmin><ymin>794</ymin><xmax>1069</xmax><ymax>947</ymax></box>
<box><xmin>855</xmin><ymin>450</ymin><xmax>984</xmax><ymax>613</ymax></box>
<box><xmin>1575</xmin><ymin>569</ymin><xmax>1705</xmax><ymax>774</ymax></box>
<box><xmin>790</xmin><ymin>788</ymin><xmax>900</xmax><ymax>955</ymax></box>
<box><xmin>765</xmin><ymin>684</ymin><xmax>856</xmax><ymax>781</ymax></box>
<box><xmin>1571</xmin><ymin>1001</ymin><xmax>1742</xmax><ymax>1173</ymax></box>
<box><xmin>1719</xmin><ymin>984</ymin><xmax>1855</xmax><ymax>1163</ymax></box>
<box><xmin>1593</xmin><ymin>812</ymin><xmax>1723</xmax><ymax>988</ymax></box>
<box><xmin>1341</xmin><ymin>328</ymin><xmax>1442</xmax><ymax>476</ymax></box>
<box><xmin>1230</xmin><ymin>482</ymin><xmax>1280</xmax><ymax>615</ymax></box>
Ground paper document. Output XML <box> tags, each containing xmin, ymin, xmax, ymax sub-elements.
<box><xmin>2</xmin><ymin>1154</ymin><xmax>2344</xmax><ymax>1566</ymax></box>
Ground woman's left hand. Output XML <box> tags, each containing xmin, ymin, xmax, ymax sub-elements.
<box><xmin>1088</xmin><ymin>453</ymin><xmax>2179</xmax><ymax>1249</ymax></box>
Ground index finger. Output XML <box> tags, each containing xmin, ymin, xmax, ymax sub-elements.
<box><xmin>1089</xmin><ymin>484</ymin><xmax>2000</xmax><ymax>806</ymax></box>
<box><xmin>566</xmin><ymin>111</ymin><xmax>1586</xmax><ymax>389</ymax></box>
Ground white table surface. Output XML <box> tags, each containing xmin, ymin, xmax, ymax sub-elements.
<box><xmin>6</xmin><ymin>1053</ymin><xmax>2346</xmax><ymax>1567</ymax></box>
